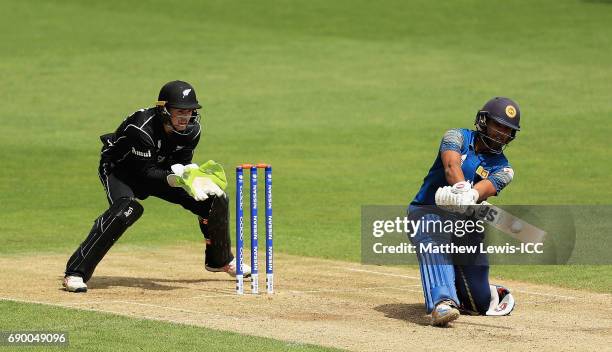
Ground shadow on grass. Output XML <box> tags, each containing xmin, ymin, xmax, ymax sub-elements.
<box><xmin>87</xmin><ymin>276</ymin><xmax>228</xmax><ymax>291</ymax></box>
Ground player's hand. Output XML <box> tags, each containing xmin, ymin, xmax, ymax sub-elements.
<box><xmin>451</xmin><ymin>181</ymin><xmax>479</xmax><ymax>204</ymax></box>
<box><xmin>191</xmin><ymin>177</ymin><xmax>224</xmax><ymax>201</ymax></box>
<box><xmin>435</xmin><ymin>182</ymin><xmax>479</xmax><ymax>214</ymax></box>
<box><xmin>449</xmin><ymin>181</ymin><xmax>479</xmax><ymax>215</ymax></box>
<box><xmin>435</xmin><ymin>186</ymin><xmax>460</xmax><ymax>213</ymax></box>
<box><xmin>167</xmin><ymin>163</ymin><xmax>197</xmax><ymax>187</ymax></box>
<box><xmin>167</xmin><ymin>162</ymin><xmax>227</xmax><ymax>201</ymax></box>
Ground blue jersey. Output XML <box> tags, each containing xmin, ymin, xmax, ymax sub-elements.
<box><xmin>411</xmin><ymin>129</ymin><xmax>514</xmax><ymax>206</ymax></box>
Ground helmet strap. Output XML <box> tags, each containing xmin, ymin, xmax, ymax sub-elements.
<box><xmin>159</xmin><ymin>106</ymin><xmax>201</xmax><ymax>136</ymax></box>
<box><xmin>475</xmin><ymin>115</ymin><xmax>512</xmax><ymax>154</ymax></box>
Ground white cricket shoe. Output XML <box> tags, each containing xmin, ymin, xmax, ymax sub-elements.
<box><xmin>63</xmin><ymin>276</ymin><xmax>87</xmax><ymax>293</ymax></box>
<box><xmin>205</xmin><ymin>258</ymin><xmax>251</xmax><ymax>278</ymax></box>
<box><xmin>432</xmin><ymin>300</ymin><xmax>460</xmax><ymax>326</ymax></box>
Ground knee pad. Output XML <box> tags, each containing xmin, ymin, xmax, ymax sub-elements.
<box><xmin>110</xmin><ymin>197</ymin><xmax>144</xmax><ymax>227</ymax></box>
<box><xmin>66</xmin><ymin>197</ymin><xmax>143</xmax><ymax>282</ymax></box>
<box><xmin>200</xmin><ymin>194</ymin><xmax>232</xmax><ymax>268</ymax></box>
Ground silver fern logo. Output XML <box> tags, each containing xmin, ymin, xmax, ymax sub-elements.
<box><xmin>182</xmin><ymin>89</ymin><xmax>191</xmax><ymax>98</ymax></box>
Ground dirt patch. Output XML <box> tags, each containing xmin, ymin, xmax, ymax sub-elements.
<box><xmin>1</xmin><ymin>246</ymin><xmax>610</xmax><ymax>351</ymax></box>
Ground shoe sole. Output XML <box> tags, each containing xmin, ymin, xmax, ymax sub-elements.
<box><xmin>64</xmin><ymin>286</ymin><xmax>87</xmax><ymax>293</ymax></box>
<box><xmin>205</xmin><ymin>266</ymin><xmax>251</xmax><ymax>278</ymax></box>
<box><xmin>432</xmin><ymin>309</ymin><xmax>460</xmax><ymax>327</ymax></box>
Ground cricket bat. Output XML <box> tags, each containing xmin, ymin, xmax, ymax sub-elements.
<box><xmin>470</xmin><ymin>201</ymin><xmax>546</xmax><ymax>244</ymax></box>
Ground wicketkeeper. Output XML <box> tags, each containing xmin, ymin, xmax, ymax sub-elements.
<box><xmin>63</xmin><ymin>80</ymin><xmax>251</xmax><ymax>293</ymax></box>
<box><xmin>408</xmin><ymin>97</ymin><xmax>519</xmax><ymax>326</ymax></box>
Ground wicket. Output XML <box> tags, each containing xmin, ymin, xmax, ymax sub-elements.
<box><xmin>235</xmin><ymin>163</ymin><xmax>273</xmax><ymax>295</ymax></box>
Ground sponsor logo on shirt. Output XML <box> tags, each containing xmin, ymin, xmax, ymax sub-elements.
<box><xmin>131</xmin><ymin>147</ymin><xmax>152</xmax><ymax>158</ymax></box>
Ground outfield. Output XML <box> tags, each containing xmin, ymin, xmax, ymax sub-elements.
<box><xmin>1</xmin><ymin>0</ymin><xmax>611</xmax><ymax>350</ymax></box>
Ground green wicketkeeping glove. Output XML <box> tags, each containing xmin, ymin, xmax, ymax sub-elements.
<box><xmin>166</xmin><ymin>160</ymin><xmax>227</xmax><ymax>201</ymax></box>
<box><xmin>197</xmin><ymin>160</ymin><xmax>228</xmax><ymax>190</ymax></box>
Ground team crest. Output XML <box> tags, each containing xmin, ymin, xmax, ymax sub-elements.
<box><xmin>182</xmin><ymin>89</ymin><xmax>192</xmax><ymax>98</ymax></box>
<box><xmin>505</xmin><ymin>105</ymin><xmax>517</xmax><ymax>118</ymax></box>
<box><xmin>476</xmin><ymin>165</ymin><xmax>489</xmax><ymax>179</ymax></box>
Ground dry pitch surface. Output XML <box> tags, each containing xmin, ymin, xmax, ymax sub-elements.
<box><xmin>1</xmin><ymin>246</ymin><xmax>610</xmax><ymax>352</ymax></box>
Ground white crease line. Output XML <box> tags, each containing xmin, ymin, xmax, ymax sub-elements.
<box><xmin>285</xmin><ymin>286</ymin><xmax>422</xmax><ymax>294</ymax></box>
<box><xmin>187</xmin><ymin>285</ymin><xmax>423</xmax><ymax>299</ymax></box>
<box><xmin>344</xmin><ymin>268</ymin><xmax>420</xmax><ymax>280</ymax></box>
<box><xmin>180</xmin><ymin>293</ymin><xmax>239</xmax><ymax>299</ymax></box>
<box><xmin>513</xmin><ymin>290</ymin><xmax>576</xmax><ymax>300</ymax></box>
<box><xmin>111</xmin><ymin>300</ymin><xmax>239</xmax><ymax>320</ymax></box>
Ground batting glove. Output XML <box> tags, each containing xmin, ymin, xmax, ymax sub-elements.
<box><xmin>435</xmin><ymin>181</ymin><xmax>479</xmax><ymax>214</ymax></box>
<box><xmin>451</xmin><ymin>181</ymin><xmax>479</xmax><ymax>204</ymax></box>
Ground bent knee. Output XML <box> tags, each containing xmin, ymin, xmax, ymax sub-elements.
<box><xmin>111</xmin><ymin>197</ymin><xmax>144</xmax><ymax>226</ymax></box>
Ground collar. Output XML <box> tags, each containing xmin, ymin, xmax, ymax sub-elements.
<box><xmin>469</xmin><ymin>130</ymin><xmax>477</xmax><ymax>150</ymax></box>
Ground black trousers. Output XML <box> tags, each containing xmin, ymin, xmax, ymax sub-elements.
<box><xmin>65</xmin><ymin>162</ymin><xmax>233</xmax><ymax>282</ymax></box>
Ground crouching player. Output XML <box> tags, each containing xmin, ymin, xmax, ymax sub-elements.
<box><xmin>408</xmin><ymin>97</ymin><xmax>519</xmax><ymax>326</ymax></box>
<box><xmin>63</xmin><ymin>81</ymin><xmax>251</xmax><ymax>293</ymax></box>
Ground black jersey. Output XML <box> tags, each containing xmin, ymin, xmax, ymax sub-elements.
<box><xmin>100</xmin><ymin>107</ymin><xmax>201</xmax><ymax>187</ymax></box>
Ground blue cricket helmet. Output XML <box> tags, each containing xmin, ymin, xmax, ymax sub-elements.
<box><xmin>475</xmin><ymin>97</ymin><xmax>521</xmax><ymax>133</ymax></box>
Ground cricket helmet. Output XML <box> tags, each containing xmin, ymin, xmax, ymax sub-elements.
<box><xmin>157</xmin><ymin>80</ymin><xmax>202</xmax><ymax>110</ymax></box>
<box><xmin>155</xmin><ymin>80</ymin><xmax>202</xmax><ymax>144</ymax></box>
<box><xmin>474</xmin><ymin>97</ymin><xmax>521</xmax><ymax>153</ymax></box>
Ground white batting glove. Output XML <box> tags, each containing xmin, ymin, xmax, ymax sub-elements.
<box><xmin>435</xmin><ymin>186</ymin><xmax>452</xmax><ymax>205</ymax></box>
<box><xmin>435</xmin><ymin>182</ymin><xmax>479</xmax><ymax>214</ymax></box>
<box><xmin>451</xmin><ymin>181</ymin><xmax>479</xmax><ymax>205</ymax></box>
<box><xmin>435</xmin><ymin>186</ymin><xmax>460</xmax><ymax>213</ymax></box>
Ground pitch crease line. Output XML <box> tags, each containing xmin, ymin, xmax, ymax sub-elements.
<box><xmin>344</xmin><ymin>268</ymin><xmax>420</xmax><ymax>279</ymax></box>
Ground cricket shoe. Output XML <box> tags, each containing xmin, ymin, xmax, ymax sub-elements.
<box><xmin>63</xmin><ymin>276</ymin><xmax>87</xmax><ymax>293</ymax></box>
<box><xmin>432</xmin><ymin>300</ymin><xmax>460</xmax><ymax>326</ymax></box>
<box><xmin>485</xmin><ymin>284</ymin><xmax>516</xmax><ymax>316</ymax></box>
<box><xmin>206</xmin><ymin>258</ymin><xmax>251</xmax><ymax>278</ymax></box>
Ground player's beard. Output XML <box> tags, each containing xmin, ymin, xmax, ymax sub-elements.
<box><xmin>478</xmin><ymin>133</ymin><xmax>505</xmax><ymax>154</ymax></box>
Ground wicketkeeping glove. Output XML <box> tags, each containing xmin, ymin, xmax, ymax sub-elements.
<box><xmin>167</xmin><ymin>160</ymin><xmax>228</xmax><ymax>201</ymax></box>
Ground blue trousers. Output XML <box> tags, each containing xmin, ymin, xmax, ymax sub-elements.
<box><xmin>408</xmin><ymin>208</ymin><xmax>491</xmax><ymax>314</ymax></box>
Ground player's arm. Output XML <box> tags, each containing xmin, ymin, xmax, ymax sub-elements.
<box><xmin>436</xmin><ymin>129</ymin><xmax>481</xmax><ymax>209</ymax></box>
<box><xmin>474</xmin><ymin>167</ymin><xmax>515</xmax><ymax>202</ymax></box>
<box><xmin>474</xmin><ymin>180</ymin><xmax>497</xmax><ymax>202</ymax></box>
<box><xmin>123</xmin><ymin>126</ymin><xmax>171</xmax><ymax>186</ymax></box>
<box><xmin>170</xmin><ymin>133</ymin><xmax>200</xmax><ymax>165</ymax></box>
<box><xmin>439</xmin><ymin>129</ymin><xmax>466</xmax><ymax>185</ymax></box>
<box><xmin>441</xmin><ymin>150</ymin><xmax>465</xmax><ymax>185</ymax></box>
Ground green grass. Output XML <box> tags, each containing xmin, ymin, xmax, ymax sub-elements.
<box><xmin>0</xmin><ymin>0</ymin><xmax>610</xmax><ymax>322</ymax></box>
<box><xmin>490</xmin><ymin>265</ymin><xmax>611</xmax><ymax>292</ymax></box>
<box><xmin>0</xmin><ymin>300</ymin><xmax>341</xmax><ymax>351</ymax></box>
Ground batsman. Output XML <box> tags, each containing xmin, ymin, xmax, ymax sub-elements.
<box><xmin>408</xmin><ymin>97</ymin><xmax>519</xmax><ymax>326</ymax></box>
<box><xmin>63</xmin><ymin>80</ymin><xmax>250</xmax><ymax>293</ymax></box>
